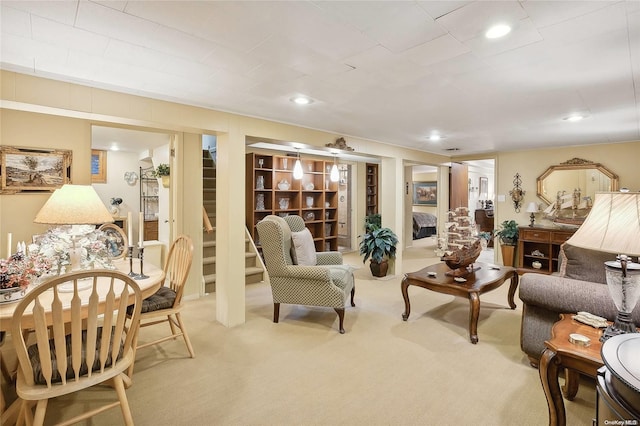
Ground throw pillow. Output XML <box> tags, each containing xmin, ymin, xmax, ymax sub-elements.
<box><xmin>291</xmin><ymin>228</ymin><xmax>317</xmax><ymax>266</ymax></box>
<box><xmin>561</xmin><ymin>243</ymin><xmax>612</xmax><ymax>284</ymax></box>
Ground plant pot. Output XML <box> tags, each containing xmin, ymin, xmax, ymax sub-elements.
<box><xmin>369</xmin><ymin>259</ymin><xmax>389</xmax><ymax>277</ymax></box>
<box><xmin>161</xmin><ymin>175</ymin><xmax>170</xmax><ymax>188</ymax></box>
<box><xmin>500</xmin><ymin>244</ymin><xmax>516</xmax><ymax>267</ymax></box>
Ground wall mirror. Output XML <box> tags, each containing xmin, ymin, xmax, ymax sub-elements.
<box><xmin>537</xmin><ymin>158</ymin><xmax>618</xmax><ymax>226</ymax></box>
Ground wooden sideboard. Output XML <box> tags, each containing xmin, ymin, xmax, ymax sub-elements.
<box><xmin>474</xmin><ymin>209</ymin><xmax>494</xmax><ymax>247</ymax></box>
<box><xmin>517</xmin><ymin>226</ymin><xmax>576</xmax><ymax>274</ymax></box>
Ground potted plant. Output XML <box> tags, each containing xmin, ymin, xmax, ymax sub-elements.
<box><xmin>359</xmin><ymin>226</ymin><xmax>398</xmax><ymax>277</ymax></box>
<box><xmin>153</xmin><ymin>163</ymin><xmax>170</xmax><ymax>188</ymax></box>
<box><xmin>494</xmin><ymin>220</ymin><xmax>519</xmax><ymax>266</ymax></box>
<box><xmin>478</xmin><ymin>231</ymin><xmax>492</xmax><ymax>250</ymax></box>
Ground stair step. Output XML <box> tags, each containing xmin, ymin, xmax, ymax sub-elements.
<box><xmin>204</xmin><ymin>267</ymin><xmax>264</xmax><ymax>285</ymax></box>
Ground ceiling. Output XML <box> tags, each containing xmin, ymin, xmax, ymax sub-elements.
<box><xmin>2</xmin><ymin>1</ymin><xmax>639</xmax><ymax>156</ymax></box>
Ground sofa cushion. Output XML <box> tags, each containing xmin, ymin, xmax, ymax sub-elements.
<box><xmin>291</xmin><ymin>228</ymin><xmax>317</xmax><ymax>266</ymax></box>
<box><xmin>560</xmin><ymin>243</ymin><xmax>612</xmax><ymax>284</ymax></box>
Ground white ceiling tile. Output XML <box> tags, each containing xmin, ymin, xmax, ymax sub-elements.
<box><xmin>1</xmin><ymin>5</ymin><xmax>31</xmax><ymax>38</ymax></box>
<box><xmin>245</xmin><ymin>63</ymin><xmax>305</xmax><ymax>85</ymax></box>
<box><xmin>90</xmin><ymin>1</ymin><xmax>128</xmax><ymax>12</ymax></box>
<box><xmin>404</xmin><ymin>34</ymin><xmax>470</xmax><ymax>67</ymax></box>
<box><xmin>32</xmin><ymin>15</ymin><xmax>110</xmax><ymax>55</ymax></box>
<box><xmin>435</xmin><ymin>1</ymin><xmax>528</xmax><ymax>42</ymax></box>
<box><xmin>342</xmin><ymin>45</ymin><xmax>395</xmax><ymax>71</ymax></box>
<box><xmin>417</xmin><ymin>1</ymin><xmax>473</xmax><ymax>20</ymax></box>
<box><xmin>538</xmin><ymin>2</ymin><xmax>628</xmax><ymax>44</ymax></box>
<box><xmin>201</xmin><ymin>44</ymin><xmax>264</xmax><ymax>76</ymax></box>
<box><xmin>364</xmin><ymin>3</ymin><xmax>446</xmax><ymax>53</ymax></box>
<box><xmin>463</xmin><ymin>18</ymin><xmax>543</xmax><ymax>58</ymax></box>
<box><xmin>313</xmin><ymin>1</ymin><xmax>409</xmax><ymax>32</ymax></box>
<box><xmin>2</xmin><ymin>0</ymin><xmax>77</xmax><ymax>26</ymax></box>
<box><xmin>521</xmin><ymin>0</ymin><xmax>613</xmax><ymax>28</ymax></box>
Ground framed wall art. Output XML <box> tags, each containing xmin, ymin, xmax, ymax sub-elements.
<box><xmin>0</xmin><ymin>146</ymin><xmax>72</xmax><ymax>194</ymax></box>
<box><xmin>479</xmin><ymin>177</ymin><xmax>488</xmax><ymax>197</ymax></box>
<box><xmin>91</xmin><ymin>149</ymin><xmax>107</xmax><ymax>183</ymax></box>
<box><xmin>412</xmin><ymin>181</ymin><xmax>437</xmax><ymax>206</ymax></box>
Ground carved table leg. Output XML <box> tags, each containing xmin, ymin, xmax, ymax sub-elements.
<box><xmin>468</xmin><ymin>292</ymin><xmax>480</xmax><ymax>344</ymax></box>
<box><xmin>507</xmin><ymin>271</ymin><xmax>519</xmax><ymax>309</ymax></box>
<box><xmin>539</xmin><ymin>348</ymin><xmax>565</xmax><ymax>426</ymax></box>
<box><xmin>401</xmin><ymin>277</ymin><xmax>411</xmax><ymax>321</ymax></box>
<box><xmin>561</xmin><ymin>368</ymin><xmax>580</xmax><ymax>400</ymax></box>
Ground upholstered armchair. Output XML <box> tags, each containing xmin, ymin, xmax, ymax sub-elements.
<box><xmin>256</xmin><ymin>215</ymin><xmax>355</xmax><ymax>333</ymax></box>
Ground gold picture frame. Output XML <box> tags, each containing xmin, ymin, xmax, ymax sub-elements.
<box><xmin>0</xmin><ymin>146</ymin><xmax>72</xmax><ymax>194</ymax></box>
<box><xmin>91</xmin><ymin>149</ymin><xmax>107</xmax><ymax>183</ymax></box>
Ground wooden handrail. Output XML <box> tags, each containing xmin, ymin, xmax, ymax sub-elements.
<box><xmin>202</xmin><ymin>206</ymin><xmax>213</xmax><ymax>233</ymax></box>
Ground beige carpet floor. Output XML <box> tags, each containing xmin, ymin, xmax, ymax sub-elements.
<box><xmin>1</xmin><ymin>238</ymin><xmax>596</xmax><ymax>425</ymax></box>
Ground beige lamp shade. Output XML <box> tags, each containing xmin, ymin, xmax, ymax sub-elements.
<box><xmin>525</xmin><ymin>202</ymin><xmax>538</xmax><ymax>213</ymax></box>
<box><xmin>566</xmin><ymin>192</ymin><xmax>640</xmax><ymax>256</ymax></box>
<box><xmin>34</xmin><ymin>184</ymin><xmax>114</xmax><ymax>225</ymax></box>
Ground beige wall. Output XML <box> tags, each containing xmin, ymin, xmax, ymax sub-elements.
<box><xmin>1</xmin><ymin>71</ymin><xmax>449</xmax><ymax>327</ymax></box>
<box><xmin>3</xmin><ymin>70</ymin><xmax>639</xmax><ymax>323</ymax></box>
<box><xmin>456</xmin><ymin>143</ymin><xmax>640</xmax><ymax>263</ymax></box>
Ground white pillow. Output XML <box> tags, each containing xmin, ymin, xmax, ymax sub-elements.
<box><xmin>291</xmin><ymin>228</ymin><xmax>317</xmax><ymax>266</ymax></box>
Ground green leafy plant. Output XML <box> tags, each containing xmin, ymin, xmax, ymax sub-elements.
<box><xmin>153</xmin><ymin>163</ymin><xmax>170</xmax><ymax>177</ymax></box>
<box><xmin>494</xmin><ymin>220</ymin><xmax>519</xmax><ymax>245</ymax></box>
<box><xmin>364</xmin><ymin>213</ymin><xmax>381</xmax><ymax>232</ymax></box>
<box><xmin>478</xmin><ymin>231</ymin><xmax>492</xmax><ymax>241</ymax></box>
<box><xmin>359</xmin><ymin>227</ymin><xmax>399</xmax><ymax>264</ymax></box>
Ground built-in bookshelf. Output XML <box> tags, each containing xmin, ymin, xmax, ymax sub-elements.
<box><xmin>246</xmin><ymin>153</ymin><xmax>339</xmax><ymax>252</ymax></box>
<box><xmin>366</xmin><ymin>163</ymin><xmax>378</xmax><ymax>216</ymax></box>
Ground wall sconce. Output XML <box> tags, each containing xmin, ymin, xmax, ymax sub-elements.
<box><xmin>509</xmin><ymin>173</ymin><xmax>526</xmax><ymax>212</ymax></box>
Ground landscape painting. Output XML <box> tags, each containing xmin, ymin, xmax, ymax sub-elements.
<box><xmin>0</xmin><ymin>146</ymin><xmax>72</xmax><ymax>193</ymax></box>
<box><xmin>413</xmin><ymin>181</ymin><xmax>437</xmax><ymax>206</ymax></box>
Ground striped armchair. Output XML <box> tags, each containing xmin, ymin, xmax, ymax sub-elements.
<box><xmin>256</xmin><ymin>215</ymin><xmax>355</xmax><ymax>333</ymax></box>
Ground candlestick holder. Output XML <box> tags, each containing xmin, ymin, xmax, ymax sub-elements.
<box><xmin>135</xmin><ymin>246</ymin><xmax>149</xmax><ymax>280</ymax></box>
<box><xmin>127</xmin><ymin>246</ymin><xmax>137</xmax><ymax>278</ymax></box>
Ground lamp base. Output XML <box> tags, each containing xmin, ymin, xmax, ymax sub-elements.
<box><xmin>600</xmin><ymin>311</ymin><xmax>638</xmax><ymax>342</ymax></box>
<box><xmin>529</xmin><ymin>213</ymin><xmax>535</xmax><ymax>227</ymax></box>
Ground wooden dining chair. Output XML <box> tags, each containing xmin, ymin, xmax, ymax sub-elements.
<box><xmin>11</xmin><ymin>270</ymin><xmax>142</xmax><ymax>426</ymax></box>
<box><xmin>128</xmin><ymin>235</ymin><xmax>194</xmax><ymax>377</ymax></box>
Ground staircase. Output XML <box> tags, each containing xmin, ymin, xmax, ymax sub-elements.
<box><xmin>202</xmin><ymin>149</ymin><xmax>264</xmax><ymax>294</ymax></box>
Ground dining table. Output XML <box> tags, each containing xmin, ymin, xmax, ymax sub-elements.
<box><xmin>0</xmin><ymin>258</ymin><xmax>165</xmax><ymax>425</ymax></box>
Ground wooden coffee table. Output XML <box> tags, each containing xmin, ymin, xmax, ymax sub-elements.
<box><xmin>401</xmin><ymin>262</ymin><xmax>518</xmax><ymax>344</ymax></box>
<box><xmin>539</xmin><ymin>314</ymin><xmax>608</xmax><ymax>426</ymax></box>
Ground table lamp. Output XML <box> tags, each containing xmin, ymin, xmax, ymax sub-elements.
<box><xmin>565</xmin><ymin>192</ymin><xmax>640</xmax><ymax>341</ymax></box>
<box><xmin>34</xmin><ymin>184</ymin><xmax>114</xmax><ymax>271</ymax></box>
<box><xmin>526</xmin><ymin>202</ymin><xmax>538</xmax><ymax>227</ymax></box>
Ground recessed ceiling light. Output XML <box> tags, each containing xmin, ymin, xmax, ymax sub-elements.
<box><xmin>485</xmin><ymin>24</ymin><xmax>511</xmax><ymax>39</ymax></box>
<box><xmin>290</xmin><ymin>96</ymin><xmax>313</xmax><ymax>105</ymax></box>
<box><xmin>110</xmin><ymin>145</ymin><xmax>119</xmax><ymax>151</ymax></box>
<box><xmin>564</xmin><ymin>115</ymin><xmax>584</xmax><ymax>122</ymax></box>
<box><xmin>429</xmin><ymin>134</ymin><xmax>441</xmax><ymax>142</ymax></box>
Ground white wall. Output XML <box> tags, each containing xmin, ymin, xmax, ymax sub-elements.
<box><xmin>92</xmin><ymin>150</ymin><xmax>141</xmax><ymax>242</ymax></box>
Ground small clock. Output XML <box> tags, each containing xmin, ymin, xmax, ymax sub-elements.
<box><xmin>124</xmin><ymin>171</ymin><xmax>138</xmax><ymax>185</ymax></box>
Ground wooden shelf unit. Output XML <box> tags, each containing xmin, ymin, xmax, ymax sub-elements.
<box><xmin>140</xmin><ymin>166</ymin><xmax>159</xmax><ymax>241</ymax></box>
<box><xmin>366</xmin><ymin>163</ymin><xmax>378</xmax><ymax>216</ymax></box>
<box><xmin>517</xmin><ymin>226</ymin><xmax>576</xmax><ymax>274</ymax></box>
<box><xmin>246</xmin><ymin>153</ymin><xmax>340</xmax><ymax>252</ymax></box>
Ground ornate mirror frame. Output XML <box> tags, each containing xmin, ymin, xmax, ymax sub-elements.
<box><xmin>537</xmin><ymin>158</ymin><xmax>619</xmax><ymax>205</ymax></box>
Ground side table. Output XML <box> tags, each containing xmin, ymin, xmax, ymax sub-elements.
<box><xmin>539</xmin><ymin>314</ymin><xmax>607</xmax><ymax>426</ymax></box>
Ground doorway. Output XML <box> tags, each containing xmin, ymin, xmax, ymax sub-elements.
<box><xmin>337</xmin><ymin>163</ymin><xmax>352</xmax><ymax>251</ymax></box>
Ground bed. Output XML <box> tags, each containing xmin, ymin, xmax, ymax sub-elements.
<box><xmin>412</xmin><ymin>212</ymin><xmax>437</xmax><ymax>239</ymax></box>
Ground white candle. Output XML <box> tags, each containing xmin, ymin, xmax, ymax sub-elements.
<box><xmin>127</xmin><ymin>212</ymin><xmax>133</xmax><ymax>244</ymax></box>
<box><xmin>139</xmin><ymin>212</ymin><xmax>144</xmax><ymax>247</ymax></box>
<box><xmin>6</xmin><ymin>233</ymin><xmax>12</xmax><ymax>257</ymax></box>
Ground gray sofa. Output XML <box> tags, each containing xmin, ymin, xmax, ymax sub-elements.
<box><xmin>518</xmin><ymin>244</ymin><xmax>640</xmax><ymax>367</ymax></box>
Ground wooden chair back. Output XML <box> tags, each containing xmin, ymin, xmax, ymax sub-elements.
<box><xmin>163</xmin><ymin>235</ymin><xmax>194</xmax><ymax>307</ymax></box>
<box><xmin>11</xmin><ymin>270</ymin><xmax>142</xmax><ymax>389</ymax></box>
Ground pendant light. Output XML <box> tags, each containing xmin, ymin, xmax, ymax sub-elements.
<box><xmin>330</xmin><ymin>154</ymin><xmax>339</xmax><ymax>182</ymax></box>
<box><xmin>293</xmin><ymin>149</ymin><xmax>303</xmax><ymax>180</ymax></box>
